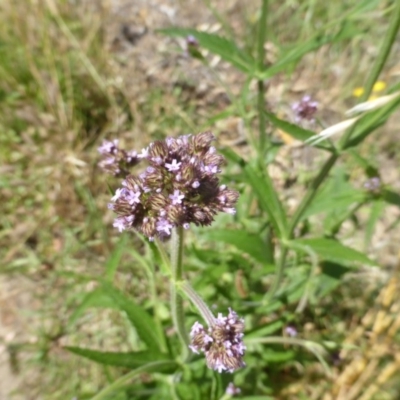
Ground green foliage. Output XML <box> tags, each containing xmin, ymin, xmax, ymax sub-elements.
<box><xmin>2</xmin><ymin>0</ymin><xmax>400</xmax><ymax>399</ymax></box>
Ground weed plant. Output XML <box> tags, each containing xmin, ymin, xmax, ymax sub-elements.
<box><xmin>1</xmin><ymin>0</ymin><xmax>400</xmax><ymax>399</ymax></box>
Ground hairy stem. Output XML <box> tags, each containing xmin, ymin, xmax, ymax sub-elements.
<box><xmin>170</xmin><ymin>227</ymin><xmax>189</xmax><ymax>358</ymax></box>
<box><xmin>179</xmin><ymin>280</ymin><xmax>215</xmax><ymax>327</ymax></box>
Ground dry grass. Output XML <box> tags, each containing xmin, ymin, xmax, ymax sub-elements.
<box><xmin>1</xmin><ymin>0</ymin><xmax>400</xmax><ymax>399</ymax></box>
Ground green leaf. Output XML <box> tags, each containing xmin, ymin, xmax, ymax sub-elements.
<box><xmin>265</xmin><ymin>112</ymin><xmax>332</xmax><ymax>151</ymax></box>
<box><xmin>101</xmin><ymin>284</ymin><xmax>163</xmax><ymax>352</ymax></box>
<box><xmin>364</xmin><ymin>200</ymin><xmax>385</xmax><ymax>249</ymax></box>
<box><xmin>105</xmin><ymin>234</ymin><xmax>129</xmax><ymax>282</ymax></box>
<box><xmin>246</xmin><ymin>320</ymin><xmax>284</xmax><ymax>339</ymax></box>
<box><xmin>259</xmin><ymin>24</ymin><xmax>359</xmax><ymax>79</ymax></box>
<box><xmin>206</xmin><ymin>229</ymin><xmax>271</xmax><ymax>263</ymax></box>
<box><xmin>68</xmin><ymin>288</ymin><xmax>119</xmax><ymax>327</ymax></box>
<box><xmin>222</xmin><ymin>148</ymin><xmax>288</xmax><ymax>238</ymax></box>
<box><xmin>90</xmin><ymin>361</ymin><xmax>179</xmax><ymax>400</ymax></box>
<box><xmin>317</xmin><ymin>262</ymin><xmax>352</xmax><ymax>297</ymax></box>
<box><xmin>300</xmin><ymin>168</ymin><xmax>367</xmax><ymax>220</ymax></box>
<box><xmin>292</xmin><ymin>238</ymin><xmax>375</xmax><ymax>266</ymax></box>
<box><xmin>239</xmin><ymin>397</ymin><xmax>274</xmax><ymax>400</ymax></box>
<box><xmin>382</xmin><ymin>189</ymin><xmax>400</xmax><ymax>207</ymax></box>
<box><xmin>345</xmin><ymin>93</ymin><xmax>400</xmax><ymax>149</ymax></box>
<box><xmin>261</xmin><ymin>348</ymin><xmax>295</xmax><ymax>362</ymax></box>
<box><xmin>157</xmin><ymin>28</ymin><xmax>255</xmax><ymax>73</ymax></box>
<box><xmin>65</xmin><ymin>347</ymin><xmax>170</xmax><ymax>368</ymax></box>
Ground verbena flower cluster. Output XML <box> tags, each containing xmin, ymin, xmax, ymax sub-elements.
<box><xmin>189</xmin><ymin>308</ymin><xmax>246</xmax><ymax>373</ymax></box>
<box><xmin>98</xmin><ymin>139</ymin><xmax>140</xmax><ymax>177</ymax></box>
<box><xmin>292</xmin><ymin>95</ymin><xmax>318</xmax><ymax>122</ymax></box>
<box><xmin>103</xmin><ymin>132</ymin><xmax>239</xmax><ymax>240</ymax></box>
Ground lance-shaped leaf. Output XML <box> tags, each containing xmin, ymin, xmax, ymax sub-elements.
<box><xmin>158</xmin><ymin>28</ymin><xmax>255</xmax><ymax>73</ymax></box>
<box><xmin>65</xmin><ymin>347</ymin><xmax>171</xmax><ymax>369</ymax></box>
<box><xmin>206</xmin><ymin>229</ymin><xmax>271</xmax><ymax>264</ymax></box>
<box><xmin>265</xmin><ymin>112</ymin><xmax>333</xmax><ymax>151</ymax></box>
<box><xmin>90</xmin><ymin>360</ymin><xmax>179</xmax><ymax>400</ymax></box>
<box><xmin>291</xmin><ymin>238</ymin><xmax>375</xmax><ymax>266</ymax></box>
<box><xmin>101</xmin><ymin>284</ymin><xmax>163</xmax><ymax>352</ymax></box>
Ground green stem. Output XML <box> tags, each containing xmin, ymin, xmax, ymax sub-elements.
<box><xmin>256</xmin><ymin>0</ymin><xmax>269</xmax><ymax>155</ymax></box>
<box><xmin>267</xmin><ymin>153</ymin><xmax>338</xmax><ymax>300</ymax></box>
<box><xmin>179</xmin><ymin>280</ymin><xmax>215</xmax><ymax>327</ymax></box>
<box><xmin>340</xmin><ymin>2</ymin><xmax>400</xmax><ymax>148</ymax></box>
<box><xmin>170</xmin><ymin>227</ymin><xmax>189</xmax><ymax>358</ymax></box>
<box><xmin>360</xmin><ymin>1</ymin><xmax>400</xmax><ymax>102</ymax></box>
<box><xmin>288</xmin><ymin>153</ymin><xmax>338</xmax><ymax>235</ymax></box>
<box><xmin>267</xmin><ymin>0</ymin><xmax>400</xmax><ymax>303</ymax></box>
<box><xmin>91</xmin><ymin>361</ymin><xmax>176</xmax><ymax>400</ymax></box>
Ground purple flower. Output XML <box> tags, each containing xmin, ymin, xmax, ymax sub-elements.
<box><xmin>138</xmin><ymin>147</ymin><xmax>149</xmax><ymax>159</ymax></box>
<box><xmin>165</xmin><ymin>159</ymin><xmax>181</xmax><ymax>172</ymax></box>
<box><xmin>98</xmin><ymin>139</ymin><xmax>118</xmax><ymax>154</ymax></box>
<box><xmin>285</xmin><ymin>325</ymin><xmax>298</xmax><ymax>337</ymax></box>
<box><xmin>125</xmin><ymin>190</ymin><xmax>141</xmax><ymax>205</ymax></box>
<box><xmin>189</xmin><ymin>308</ymin><xmax>246</xmax><ymax>373</ymax></box>
<box><xmin>292</xmin><ymin>95</ymin><xmax>318</xmax><ymax>122</ymax></box>
<box><xmin>98</xmin><ymin>140</ymin><xmax>140</xmax><ymax>177</ymax></box>
<box><xmin>106</xmin><ymin>131</ymin><xmax>239</xmax><ymax>240</ymax></box>
<box><xmin>169</xmin><ymin>189</ymin><xmax>184</xmax><ymax>205</ymax></box>
<box><xmin>156</xmin><ymin>218</ymin><xmax>173</xmax><ymax>236</ymax></box>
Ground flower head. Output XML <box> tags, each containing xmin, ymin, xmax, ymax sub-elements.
<box><xmin>107</xmin><ymin>132</ymin><xmax>239</xmax><ymax>240</ymax></box>
<box><xmin>292</xmin><ymin>95</ymin><xmax>318</xmax><ymax>122</ymax></box>
<box><xmin>189</xmin><ymin>308</ymin><xmax>246</xmax><ymax>373</ymax></box>
<box><xmin>98</xmin><ymin>140</ymin><xmax>140</xmax><ymax>177</ymax></box>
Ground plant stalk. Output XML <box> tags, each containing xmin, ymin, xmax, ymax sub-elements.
<box><xmin>267</xmin><ymin>153</ymin><xmax>338</xmax><ymax>300</ymax></box>
<box><xmin>360</xmin><ymin>1</ymin><xmax>400</xmax><ymax>103</ymax></box>
<box><xmin>179</xmin><ymin>280</ymin><xmax>216</xmax><ymax>327</ymax></box>
<box><xmin>170</xmin><ymin>227</ymin><xmax>189</xmax><ymax>358</ymax></box>
<box><xmin>256</xmin><ymin>0</ymin><xmax>269</xmax><ymax>156</ymax></box>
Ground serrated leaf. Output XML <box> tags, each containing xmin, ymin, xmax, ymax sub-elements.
<box><xmin>101</xmin><ymin>284</ymin><xmax>163</xmax><ymax>352</ymax></box>
<box><xmin>206</xmin><ymin>229</ymin><xmax>271</xmax><ymax>263</ymax></box>
<box><xmin>65</xmin><ymin>347</ymin><xmax>169</xmax><ymax>368</ymax></box>
<box><xmin>158</xmin><ymin>28</ymin><xmax>255</xmax><ymax>73</ymax></box>
<box><xmin>293</xmin><ymin>238</ymin><xmax>375</xmax><ymax>266</ymax></box>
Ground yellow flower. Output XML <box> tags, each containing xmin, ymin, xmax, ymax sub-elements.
<box><xmin>353</xmin><ymin>81</ymin><xmax>387</xmax><ymax>98</ymax></box>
